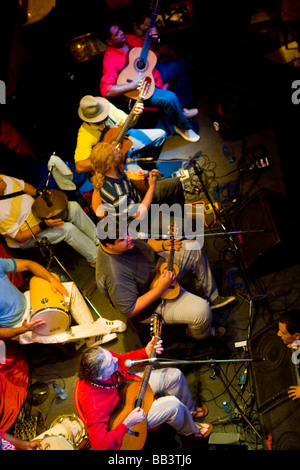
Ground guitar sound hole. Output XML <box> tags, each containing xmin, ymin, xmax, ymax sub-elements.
<box><xmin>135</xmin><ymin>398</ymin><xmax>143</xmax><ymax>408</ymax></box>
<box><xmin>136</xmin><ymin>59</ymin><xmax>146</xmax><ymax>70</ymax></box>
<box><xmin>127</xmin><ymin>428</ymin><xmax>139</xmax><ymax>437</ymax></box>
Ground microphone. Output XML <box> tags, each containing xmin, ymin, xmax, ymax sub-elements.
<box><xmin>137</xmin><ymin>232</ymin><xmax>170</xmax><ymax>240</ymax></box>
<box><xmin>126</xmin><ymin>157</ymin><xmax>154</xmax><ymax>163</ymax></box>
<box><xmin>124</xmin><ymin>358</ymin><xmax>157</xmax><ymax>367</ymax></box>
<box><xmin>137</xmin><ymin>232</ymin><xmax>187</xmax><ymax>240</ymax></box>
<box><xmin>125</xmin><ymin>359</ymin><xmax>134</xmax><ymax>367</ymax></box>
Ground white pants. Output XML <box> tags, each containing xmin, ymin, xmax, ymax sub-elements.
<box><xmin>135</xmin><ymin>368</ymin><xmax>199</xmax><ymax>436</ymax></box>
<box><xmin>14</xmin><ymin>282</ymin><xmax>112</xmax><ymax>344</ymax></box>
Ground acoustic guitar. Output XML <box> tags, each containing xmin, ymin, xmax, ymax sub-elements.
<box><xmin>109</xmin><ymin>313</ymin><xmax>162</xmax><ymax>450</ymax></box>
<box><xmin>116</xmin><ymin>0</ymin><xmax>160</xmax><ymax>100</ymax></box>
<box><xmin>149</xmin><ymin>225</ymin><xmax>180</xmax><ymax>300</ymax></box>
<box><xmin>102</xmin><ymin>76</ymin><xmax>151</xmax><ymax>154</ymax></box>
<box><xmin>102</xmin><ymin>76</ymin><xmax>152</xmax><ymax>194</ymax></box>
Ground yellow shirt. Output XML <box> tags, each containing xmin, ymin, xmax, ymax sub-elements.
<box><xmin>74</xmin><ymin>102</ymin><xmax>128</xmax><ymax>163</ymax></box>
<box><xmin>0</xmin><ymin>175</ymin><xmax>40</xmax><ymax>248</ymax></box>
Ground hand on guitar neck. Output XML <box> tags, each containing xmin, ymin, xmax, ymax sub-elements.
<box><xmin>121</xmin><ymin>336</ymin><xmax>163</xmax><ymax>431</ymax></box>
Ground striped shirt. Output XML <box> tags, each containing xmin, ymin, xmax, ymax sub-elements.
<box><xmin>99</xmin><ymin>171</ymin><xmax>141</xmax><ymax>217</ymax></box>
<box><xmin>0</xmin><ymin>175</ymin><xmax>40</xmax><ymax>248</ymax></box>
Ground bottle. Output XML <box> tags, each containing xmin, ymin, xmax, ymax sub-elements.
<box><xmin>52</xmin><ymin>383</ymin><xmax>68</xmax><ymax>400</ymax></box>
<box><xmin>222</xmin><ymin>144</ymin><xmax>235</xmax><ymax>163</ymax></box>
<box><xmin>222</xmin><ymin>400</ymin><xmax>235</xmax><ymax>418</ymax></box>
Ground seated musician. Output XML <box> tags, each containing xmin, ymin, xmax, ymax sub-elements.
<box><xmin>0</xmin><ymin>174</ymin><xmax>98</xmax><ymax>267</ymax></box>
<box><xmin>0</xmin><ymin>257</ymin><xmax>126</xmax><ymax>345</ymax></box>
<box><xmin>76</xmin><ymin>336</ymin><xmax>213</xmax><ymax>450</ymax></box>
<box><xmin>132</xmin><ymin>10</ymin><xmax>199</xmax><ymax>120</ymax></box>
<box><xmin>74</xmin><ymin>94</ymin><xmax>166</xmax><ymax>178</ymax></box>
<box><xmin>100</xmin><ymin>21</ymin><xmax>200</xmax><ymax>143</ymax></box>
<box><xmin>90</xmin><ymin>141</ymin><xmax>185</xmax><ymax>219</ymax></box>
<box><xmin>95</xmin><ymin>221</ymin><xmax>235</xmax><ymax>340</ymax></box>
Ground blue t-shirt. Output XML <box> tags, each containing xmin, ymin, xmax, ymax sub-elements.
<box><xmin>0</xmin><ymin>258</ymin><xmax>26</xmax><ymax>327</ymax></box>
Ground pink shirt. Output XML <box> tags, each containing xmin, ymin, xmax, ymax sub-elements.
<box><xmin>100</xmin><ymin>34</ymin><xmax>163</xmax><ymax>97</ymax></box>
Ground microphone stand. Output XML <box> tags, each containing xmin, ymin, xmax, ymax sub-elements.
<box><xmin>188</xmin><ymin>156</ymin><xmax>279</xmax><ymax>337</ymax></box>
<box><xmin>235</xmin><ymin>290</ymin><xmax>288</xmax><ymax>340</ymax></box>
<box><xmin>25</xmin><ymin>222</ymin><xmax>102</xmax><ymax>318</ymax></box>
<box><xmin>130</xmin><ymin>356</ymin><xmax>263</xmax><ymax>439</ymax></box>
<box><xmin>129</xmin><ymin>357</ymin><xmax>263</xmax><ymax>366</ymax></box>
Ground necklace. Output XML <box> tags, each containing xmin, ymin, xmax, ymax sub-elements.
<box><xmin>88</xmin><ymin>371</ymin><xmax>122</xmax><ymax>389</ymax></box>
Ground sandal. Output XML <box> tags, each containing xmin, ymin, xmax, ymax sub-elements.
<box><xmin>192</xmin><ymin>405</ymin><xmax>208</xmax><ymax>419</ymax></box>
<box><xmin>193</xmin><ymin>422</ymin><xmax>213</xmax><ymax>439</ymax></box>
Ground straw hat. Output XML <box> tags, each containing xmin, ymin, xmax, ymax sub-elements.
<box><xmin>78</xmin><ymin>95</ymin><xmax>110</xmax><ymax>123</ymax></box>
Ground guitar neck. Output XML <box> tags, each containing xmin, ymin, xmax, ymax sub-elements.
<box><xmin>135</xmin><ymin>365</ymin><xmax>153</xmax><ymax>409</ymax></box>
<box><xmin>114</xmin><ymin>96</ymin><xmax>144</xmax><ymax>146</ymax></box>
<box><xmin>139</xmin><ymin>2</ymin><xmax>159</xmax><ymax>64</ymax></box>
<box><xmin>167</xmin><ymin>239</ymin><xmax>175</xmax><ymax>272</ymax></box>
<box><xmin>135</xmin><ymin>333</ymin><xmax>159</xmax><ymax>408</ymax></box>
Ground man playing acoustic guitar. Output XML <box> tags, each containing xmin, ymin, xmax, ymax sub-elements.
<box><xmin>99</xmin><ymin>21</ymin><xmax>200</xmax><ymax>143</ymax></box>
<box><xmin>90</xmin><ymin>141</ymin><xmax>185</xmax><ymax>220</ymax></box>
<box><xmin>76</xmin><ymin>334</ymin><xmax>213</xmax><ymax>450</ymax></box>
<box><xmin>95</xmin><ymin>223</ymin><xmax>235</xmax><ymax>340</ymax></box>
<box><xmin>74</xmin><ymin>94</ymin><xmax>166</xmax><ymax>177</ymax></box>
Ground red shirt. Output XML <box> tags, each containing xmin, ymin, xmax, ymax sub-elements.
<box><xmin>76</xmin><ymin>347</ymin><xmax>148</xmax><ymax>450</ymax></box>
<box><xmin>100</xmin><ymin>34</ymin><xmax>163</xmax><ymax>97</ymax></box>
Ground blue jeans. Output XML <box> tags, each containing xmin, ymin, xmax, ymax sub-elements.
<box><xmin>156</xmin><ymin>60</ymin><xmax>193</xmax><ymax>109</ymax></box>
<box><xmin>19</xmin><ymin>202</ymin><xmax>98</xmax><ymax>264</ymax></box>
<box><xmin>126</xmin><ymin>127</ymin><xmax>166</xmax><ymax>171</ymax></box>
<box><xmin>145</xmin><ymin>87</ymin><xmax>191</xmax><ymax>130</ymax></box>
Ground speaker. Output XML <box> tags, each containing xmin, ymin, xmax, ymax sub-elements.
<box><xmin>249</xmin><ymin>322</ymin><xmax>300</xmax><ymax>449</ymax></box>
<box><xmin>260</xmin><ymin>396</ymin><xmax>300</xmax><ymax>450</ymax></box>
<box><xmin>248</xmin><ymin>322</ymin><xmax>299</xmax><ymax>411</ymax></box>
<box><xmin>230</xmin><ymin>189</ymin><xmax>289</xmax><ymax>276</ymax></box>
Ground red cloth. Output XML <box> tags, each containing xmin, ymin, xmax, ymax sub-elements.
<box><xmin>0</xmin><ymin>242</ymin><xmax>23</xmax><ymax>289</ymax></box>
<box><xmin>76</xmin><ymin>347</ymin><xmax>148</xmax><ymax>450</ymax></box>
<box><xmin>100</xmin><ymin>34</ymin><xmax>163</xmax><ymax>97</ymax></box>
<box><xmin>0</xmin><ymin>120</ymin><xmax>34</xmax><ymax>158</ymax></box>
<box><xmin>0</xmin><ymin>341</ymin><xmax>29</xmax><ymax>431</ymax></box>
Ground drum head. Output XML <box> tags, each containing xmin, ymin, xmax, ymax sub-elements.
<box><xmin>30</xmin><ymin>308</ymin><xmax>71</xmax><ymax>336</ymax></box>
<box><xmin>50</xmin><ymin>414</ymin><xmax>89</xmax><ymax>450</ymax></box>
<box><xmin>39</xmin><ymin>435</ymin><xmax>74</xmax><ymax>450</ymax></box>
